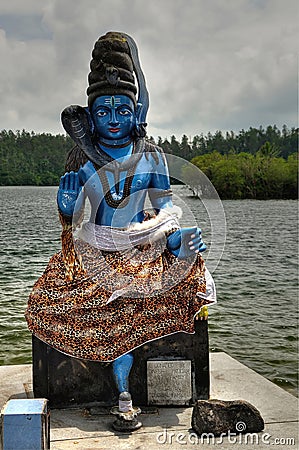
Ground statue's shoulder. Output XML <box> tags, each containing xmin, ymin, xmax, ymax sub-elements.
<box><xmin>143</xmin><ymin>140</ymin><xmax>166</xmax><ymax>165</ymax></box>
<box><xmin>65</xmin><ymin>145</ymin><xmax>89</xmax><ymax>172</ymax></box>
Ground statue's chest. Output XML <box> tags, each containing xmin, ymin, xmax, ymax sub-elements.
<box><xmin>82</xmin><ymin>159</ymin><xmax>151</xmax><ymax>207</ymax></box>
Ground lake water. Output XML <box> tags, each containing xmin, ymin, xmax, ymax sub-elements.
<box><xmin>0</xmin><ymin>186</ymin><xmax>297</xmax><ymax>396</ymax></box>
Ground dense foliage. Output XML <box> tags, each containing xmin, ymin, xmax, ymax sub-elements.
<box><xmin>149</xmin><ymin>125</ymin><xmax>297</xmax><ymax>199</ymax></box>
<box><xmin>0</xmin><ymin>126</ymin><xmax>297</xmax><ymax>199</ymax></box>
<box><xmin>155</xmin><ymin>125</ymin><xmax>297</xmax><ymax>160</ymax></box>
<box><xmin>0</xmin><ymin>130</ymin><xmax>71</xmax><ymax>186</ymax></box>
<box><xmin>185</xmin><ymin>150</ymin><xmax>297</xmax><ymax>200</ymax></box>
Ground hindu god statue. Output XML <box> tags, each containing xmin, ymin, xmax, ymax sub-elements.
<box><xmin>26</xmin><ymin>32</ymin><xmax>216</xmax><ymax>430</ymax></box>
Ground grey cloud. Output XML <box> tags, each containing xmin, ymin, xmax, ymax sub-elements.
<box><xmin>0</xmin><ymin>14</ymin><xmax>52</xmax><ymax>40</ymax></box>
<box><xmin>0</xmin><ymin>1</ymin><xmax>44</xmax><ymax>15</ymax></box>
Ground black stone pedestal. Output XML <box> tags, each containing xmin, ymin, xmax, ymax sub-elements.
<box><xmin>32</xmin><ymin>319</ymin><xmax>209</xmax><ymax>408</ymax></box>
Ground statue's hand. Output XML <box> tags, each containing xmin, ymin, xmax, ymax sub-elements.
<box><xmin>167</xmin><ymin>226</ymin><xmax>206</xmax><ymax>259</ymax></box>
<box><xmin>57</xmin><ymin>171</ymin><xmax>82</xmax><ymax>218</ymax></box>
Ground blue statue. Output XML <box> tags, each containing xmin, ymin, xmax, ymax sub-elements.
<box><xmin>58</xmin><ymin>94</ymin><xmax>205</xmax><ymax>251</ymax></box>
<box><xmin>26</xmin><ymin>32</ymin><xmax>216</xmax><ymax>429</ymax></box>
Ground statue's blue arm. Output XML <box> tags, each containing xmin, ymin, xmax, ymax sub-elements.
<box><xmin>149</xmin><ymin>150</ymin><xmax>206</xmax><ymax>259</ymax></box>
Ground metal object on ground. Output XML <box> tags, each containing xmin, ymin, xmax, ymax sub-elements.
<box><xmin>0</xmin><ymin>399</ymin><xmax>50</xmax><ymax>450</ymax></box>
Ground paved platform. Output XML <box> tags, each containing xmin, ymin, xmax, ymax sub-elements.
<box><xmin>0</xmin><ymin>352</ymin><xmax>298</xmax><ymax>449</ymax></box>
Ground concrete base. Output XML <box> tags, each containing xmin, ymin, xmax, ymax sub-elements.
<box><xmin>32</xmin><ymin>319</ymin><xmax>209</xmax><ymax>408</ymax></box>
<box><xmin>0</xmin><ymin>353</ymin><xmax>298</xmax><ymax>449</ymax></box>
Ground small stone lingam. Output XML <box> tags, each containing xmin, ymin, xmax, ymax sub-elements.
<box><xmin>110</xmin><ymin>392</ymin><xmax>142</xmax><ymax>432</ymax></box>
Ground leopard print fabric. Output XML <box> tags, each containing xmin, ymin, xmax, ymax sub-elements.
<box><xmin>25</xmin><ymin>237</ymin><xmax>214</xmax><ymax>362</ymax></box>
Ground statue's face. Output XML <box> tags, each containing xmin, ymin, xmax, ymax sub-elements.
<box><xmin>91</xmin><ymin>95</ymin><xmax>136</xmax><ymax>142</ymax></box>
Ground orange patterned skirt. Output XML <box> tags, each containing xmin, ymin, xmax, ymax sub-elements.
<box><xmin>25</xmin><ymin>238</ymin><xmax>214</xmax><ymax>361</ymax></box>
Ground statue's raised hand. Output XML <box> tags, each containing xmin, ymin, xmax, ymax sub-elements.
<box><xmin>57</xmin><ymin>171</ymin><xmax>82</xmax><ymax>218</ymax></box>
<box><xmin>167</xmin><ymin>226</ymin><xmax>206</xmax><ymax>259</ymax></box>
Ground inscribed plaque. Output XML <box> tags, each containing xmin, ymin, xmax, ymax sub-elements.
<box><xmin>147</xmin><ymin>360</ymin><xmax>192</xmax><ymax>405</ymax></box>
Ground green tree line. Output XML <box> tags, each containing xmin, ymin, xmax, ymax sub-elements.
<box><xmin>155</xmin><ymin>124</ymin><xmax>297</xmax><ymax>160</ymax></box>
<box><xmin>151</xmin><ymin>125</ymin><xmax>298</xmax><ymax>199</ymax></box>
<box><xmin>0</xmin><ymin>126</ymin><xmax>297</xmax><ymax>199</ymax></box>
<box><xmin>0</xmin><ymin>129</ymin><xmax>71</xmax><ymax>186</ymax></box>
<box><xmin>185</xmin><ymin>145</ymin><xmax>297</xmax><ymax>200</ymax></box>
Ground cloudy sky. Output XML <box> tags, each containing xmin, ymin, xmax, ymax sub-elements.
<box><xmin>0</xmin><ymin>0</ymin><xmax>297</xmax><ymax>140</ymax></box>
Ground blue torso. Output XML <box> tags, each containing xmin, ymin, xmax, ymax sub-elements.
<box><xmin>78</xmin><ymin>142</ymin><xmax>172</xmax><ymax>228</ymax></box>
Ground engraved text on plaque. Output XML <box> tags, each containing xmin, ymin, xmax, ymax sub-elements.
<box><xmin>147</xmin><ymin>360</ymin><xmax>192</xmax><ymax>405</ymax></box>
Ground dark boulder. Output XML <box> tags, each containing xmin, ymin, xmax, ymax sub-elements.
<box><xmin>192</xmin><ymin>399</ymin><xmax>264</xmax><ymax>436</ymax></box>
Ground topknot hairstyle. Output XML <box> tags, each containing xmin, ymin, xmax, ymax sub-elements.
<box><xmin>87</xmin><ymin>32</ymin><xmax>138</xmax><ymax>110</ymax></box>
